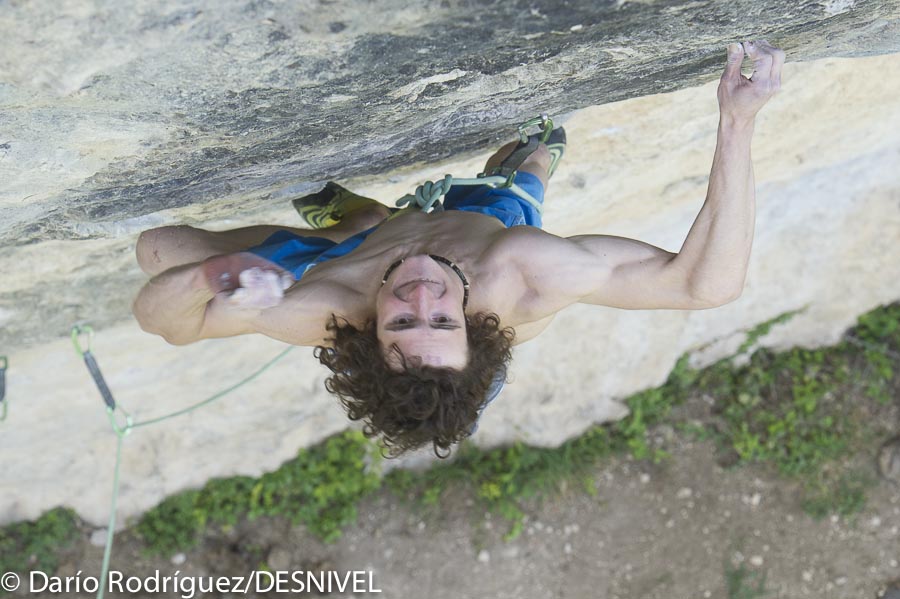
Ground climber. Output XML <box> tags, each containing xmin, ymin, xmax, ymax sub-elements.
<box><xmin>132</xmin><ymin>40</ymin><xmax>784</xmax><ymax>458</ymax></box>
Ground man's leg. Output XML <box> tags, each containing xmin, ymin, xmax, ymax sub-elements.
<box><xmin>136</xmin><ymin>203</ymin><xmax>390</xmax><ymax>276</ymax></box>
<box><xmin>441</xmin><ymin>139</ymin><xmax>552</xmax><ymax>229</ymax></box>
<box><xmin>482</xmin><ymin>140</ymin><xmax>551</xmax><ymax>191</ymax></box>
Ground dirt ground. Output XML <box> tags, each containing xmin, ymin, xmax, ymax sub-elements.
<box><xmin>21</xmin><ymin>391</ymin><xmax>900</xmax><ymax>599</ymax></box>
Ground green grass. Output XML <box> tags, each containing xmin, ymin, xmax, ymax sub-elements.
<box><xmin>3</xmin><ymin>301</ymin><xmax>899</xmax><ymax>571</ymax></box>
<box><xmin>800</xmin><ymin>469</ymin><xmax>876</xmax><ymax>522</ymax></box>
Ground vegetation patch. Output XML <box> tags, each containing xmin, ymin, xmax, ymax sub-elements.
<box><xmin>687</xmin><ymin>303</ymin><xmax>899</xmax><ymax>518</ymax></box>
<box><xmin>0</xmin><ymin>507</ymin><xmax>80</xmax><ymax>575</ymax></box>
<box><xmin>135</xmin><ymin>429</ymin><xmax>381</xmax><ymax>555</ymax></box>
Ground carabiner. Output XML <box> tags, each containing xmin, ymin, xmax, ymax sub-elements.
<box><xmin>71</xmin><ymin>324</ymin><xmax>93</xmax><ymax>357</ymax></box>
<box><xmin>71</xmin><ymin>324</ymin><xmax>119</xmax><ymax>412</ymax></box>
<box><xmin>481</xmin><ymin>173</ymin><xmax>516</xmax><ymax>190</ymax></box>
<box><xmin>516</xmin><ymin>114</ymin><xmax>554</xmax><ymax>145</ymax></box>
<box><xmin>106</xmin><ymin>405</ymin><xmax>133</xmax><ymax>437</ymax></box>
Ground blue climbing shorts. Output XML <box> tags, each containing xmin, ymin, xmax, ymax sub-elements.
<box><xmin>246</xmin><ymin>171</ymin><xmax>545</xmax><ymax>280</ymax></box>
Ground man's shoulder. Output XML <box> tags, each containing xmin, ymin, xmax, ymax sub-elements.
<box><xmin>484</xmin><ymin>225</ymin><xmax>556</xmax><ymax>256</ymax></box>
<box><xmin>483</xmin><ymin>226</ymin><xmax>587</xmax><ymax>270</ymax></box>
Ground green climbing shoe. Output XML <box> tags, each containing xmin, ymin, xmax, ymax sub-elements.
<box><xmin>543</xmin><ymin>126</ymin><xmax>566</xmax><ymax>179</ymax></box>
<box><xmin>485</xmin><ymin>125</ymin><xmax>567</xmax><ymax>182</ymax></box>
<box><xmin>292</xmin><ymin>182</ymin><xmax>381</xmax><ymax>229</ymax></box>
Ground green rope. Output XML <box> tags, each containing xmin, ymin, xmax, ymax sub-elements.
<box><xmin>396</xmin><ymin>174</ymin><xmax>544</xmax><ymax>215</ymax></box>
<box><xmin>132</xmin><ymin>345</ymin><xmax>294</xmax><ymax>429</ymax></box>
<box><xmin>394</xmin><ymin>114</ymin><xmax>552</xmax><ymax>215</ymax></box>
<box><xmin>96</xmin><ymin>432</ymin><xmax>124</xmax><ymax>599</ymax></box>
<box><xmin>71</xmin><ymin>325</ymin><xmax>294</xmax><ymax>599</ymax></box>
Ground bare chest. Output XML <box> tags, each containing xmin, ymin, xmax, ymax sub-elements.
<box><xmin>362</xmin><ymin>211</ymin><xmax>507</xmax><ymax>258</ymax></box>
<box><xmin>297</xmin><ymin>211</ymin><xmax>526</xmax><ymax>320</ymax></box>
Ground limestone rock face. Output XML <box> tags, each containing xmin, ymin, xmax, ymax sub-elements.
<box><xmin>0</xmin><ymin>1</ymin><xmax>899</xmax><ymax>525</ymax></box>
<box><xmin>2</xmin><ymin>0</ymin><xmax>898</xmax><ymax>245</ymax></box>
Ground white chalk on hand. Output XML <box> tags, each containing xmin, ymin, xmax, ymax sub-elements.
<box><xmin>231</xmin><ymin>268</ymin><xmax>286</xmax><ymax>308</ymax></box>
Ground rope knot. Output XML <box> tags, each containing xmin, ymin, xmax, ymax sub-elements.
<box><xmin>396</xmin><ymin>174</ymin><xmax>454</xmax><ymax>213</ymax></box>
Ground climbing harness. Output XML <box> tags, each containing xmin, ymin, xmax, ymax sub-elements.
<box><xmin>71</xmin><ymin>324</ymin><xmax>294</xmax><ymax>599</ymax></box>
<box><xmin>395</xmin><ymin>114</ymin><xmax>554</xmax><ymax>214</ymax></box>
<box><xmin>0</xmin><ymin>356</ymin><xmax>7</xmax><ymax>422</ymax></box>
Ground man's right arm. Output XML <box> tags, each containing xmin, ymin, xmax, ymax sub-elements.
<box><xmin>133</xmin><ymin>253</ymin><xmax>335</xmax><ymax>346</ymax></box>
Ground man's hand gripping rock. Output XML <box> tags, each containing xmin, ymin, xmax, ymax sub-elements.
<box><xmin>718</xmin><ymin>40</ymin><xmax>785</xmax><ymax>125</ymax></box>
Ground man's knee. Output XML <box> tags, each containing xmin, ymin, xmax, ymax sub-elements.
<box><xmin>136</xmin><ymin>225</ymin><xmax>196</xmax><ymax>276</ymax></box>
<box><xmin>344</xmin><ymin>203</ymin><xmax>390</xmax><ymax>231</ymax></box>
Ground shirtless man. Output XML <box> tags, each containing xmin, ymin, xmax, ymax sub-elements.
<box><xmin>133</xmin><ymin>40</ymin><xmax>784</xmax><ymax>458</ymax></box>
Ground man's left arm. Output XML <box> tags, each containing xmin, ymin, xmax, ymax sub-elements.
<box><xmin>506</xmin><ymin>41</ymin><xmax>784</xmax><ymax>320</ymax></box>
<box><xmin>668</xmin><ymin>40</ymin><xmax>784</xmax><ymax>305</ymax></box>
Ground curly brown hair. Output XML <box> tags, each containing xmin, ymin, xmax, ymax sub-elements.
<box><xmin>314</xmin><ymin>312</ymin><xmax>515</xmax><ymax>459</ymax></box>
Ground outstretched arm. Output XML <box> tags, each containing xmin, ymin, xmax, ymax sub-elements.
<box><xmin>669</xmin><ymin>40</ymin><xmax>784</xmax><ymax>304</ymax></box>
<box><xmin>507</xmin><ymin>41</ymin><xmax>784</xmax><ymax>319</ymax></box>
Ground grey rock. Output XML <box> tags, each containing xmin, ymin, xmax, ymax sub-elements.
<box><xmin>89</xmin><ymin>528</ymin><xmax>109</xmax><ymax>547</ymax></box>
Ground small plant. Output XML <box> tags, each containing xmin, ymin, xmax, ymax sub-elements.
<box><xmin>732</xmin><ymin>308</ymin><xmax>805</xmax><ymax>359</ymax></box>
<box><xmin>134</xmin><ymin>490</ymin><xmax>205</xmax><ymax>555</ymax></box>
<box><xmin>0</xmin><ymin>507</ymin><xmax>80</xmax><ymax>578</ymax></box>
<box><xmin>800</xmin><ymin>470</ymin><xmax>875</xmax><ymax>522</ymax></box>
<box><xmin>725</xmin><ymin>559</ymin><xmax>768</xmax><ymax>599</ymax></box>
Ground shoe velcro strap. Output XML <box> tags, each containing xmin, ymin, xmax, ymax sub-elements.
<box><xmin>490</xmin><ymin>136</ymin><xmax>541</xmax><ymax>178</ymax></box>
